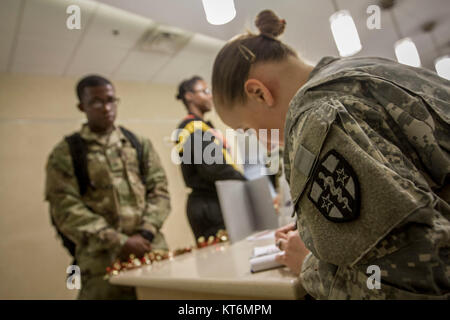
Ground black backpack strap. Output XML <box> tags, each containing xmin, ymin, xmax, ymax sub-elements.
<box><xmin>65</xmin><ymin>133</ymin><xmax>90</xmax><ymax>196</ymax></box>
<box><xmin>120</xmin><ymin>126</ymin><xmax>148</xmax><ymax>185</ymax></box>
<box><xmin>52</xmin><ymin>133</ymin><xmax>90</xmax><ymax>260</ymax></box>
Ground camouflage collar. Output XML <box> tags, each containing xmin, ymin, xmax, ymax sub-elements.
<box><xmin>284</xmin><ymin>57</ymin><xmax>340</xmax><ymax>147</ymax></box>
<box><xmin>80</xmin><ymin>124</ymin><xmax>126</xmax><ymax>146</ymax></box>
<box><xmin>308</xmin><ymin>56</ymin><xmax>340</xmax><ymax>80</ymax></box>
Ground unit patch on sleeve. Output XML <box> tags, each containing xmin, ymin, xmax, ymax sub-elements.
<box><xmin>307</xmin><ymin>150</ymin><xmax>360</xmax><ymax>222</ymax></box>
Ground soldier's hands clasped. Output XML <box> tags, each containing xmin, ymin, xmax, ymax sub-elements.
<box><xmin>119</xmin><ymin>234</ymin><xmax>152</xmax><ymax>260</ymax></box>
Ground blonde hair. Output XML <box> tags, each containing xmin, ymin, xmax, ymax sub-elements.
<box><xmin>212</xmin><ymin>10</ymin><xmax>297</xmax><ymax>109</ymax></box>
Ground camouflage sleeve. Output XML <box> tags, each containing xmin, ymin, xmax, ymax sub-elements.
<box><xmin>45</xmin><ymin>141</ymin><xmax>128</xmax><ymax>255</ymax></box>
<box><xmin>139</xmin><ymin>138</ymin><xmax>171</xmax><ymax>233</ymax></box>
<box><xmin>299</xmin><ymin>252</ymin><xmax>337</xmax><ymax>300</ymax></box>
<box><xmin>286</xmin><ymin>95</ymin><xmax>450</xmax><ymax>299</ymax></box>
<box><xmin>300</xmin><ymin>203</ymin><xmax>450</xmax><ymax>300</ymax></box>
<box><xmin>367</xmin><ymin>88</ymin><xmax>450</xmax><ymax>193</ymax></box>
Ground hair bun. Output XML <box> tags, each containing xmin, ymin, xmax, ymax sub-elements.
<box><xmin>255</xmin><ymin>10</ymin><xmax>286</xmax><ymax>38</ymax></box>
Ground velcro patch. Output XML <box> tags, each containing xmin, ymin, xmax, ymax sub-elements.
<box><xmin>307</xmin><ymin>150</ymin><xmax>360</xmax><ymax>222</ymax></box>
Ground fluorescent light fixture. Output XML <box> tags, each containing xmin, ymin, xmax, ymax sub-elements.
<box><xmin>435</xmin><ymin>55</ymin><xmax>450</xmax><ymax>80</ymax></box>
<box><xmin>202</xmin><ymin>0</ymin><xmax>236</xmax><ymax>25</ymax></box>
<box><xmin>329</xmin><ymin>10</ymin><xmax>362</xmax><ymax>57</ymax></box>
<box><xmin>394</xmin><ymin>38</ymin><xmax>421</xmax><ymax>67</ymax></box>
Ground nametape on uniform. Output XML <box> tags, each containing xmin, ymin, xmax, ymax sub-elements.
<box><xmin>293</xmin><ymin>144</ymin><xmax>316</xmax><ymax>178</ymax></box>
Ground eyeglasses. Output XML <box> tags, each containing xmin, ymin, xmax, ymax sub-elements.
<box><xmin>87</xmin><ymin>97</ymin><xmax>120</xmax><ymax>109</ymax></box>
<box><xmin>191</xmin><ymin>88</ymin><xmax>211</xmax><ymax>95</ymax></box>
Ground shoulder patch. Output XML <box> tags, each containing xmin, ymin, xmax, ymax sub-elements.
<box><xmin>307</xmin><ymin>150</ymin><xmax>360</xmax><ymax>222</ymax></box>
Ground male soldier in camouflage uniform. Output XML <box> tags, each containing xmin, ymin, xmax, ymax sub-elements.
<box><xmin>284</xmin><ymin>56</ymin><xmax>449</xmax><ymax>299</ymax></box>
<box><xmin>45</xmin><ymin>75</ymin><xmax>170</xmax><ymax>299</ymax></box>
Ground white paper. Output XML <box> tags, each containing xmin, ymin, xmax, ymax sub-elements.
<box><xmin>250</xmin><ymin>252</ymin><xmax>284</xmax><ymax>273</ymax></box>
<box><xmin>252</xmin><ymin>244</ymin><xmax>281</xmax><ymax>257</ymax></box>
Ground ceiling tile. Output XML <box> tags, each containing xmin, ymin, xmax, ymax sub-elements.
<box><xmin>3</xmin><ymin>0</ymin><xmax>449</xmax><ymax>81</ymax></box>
<box><xmin>64</xmin><ymin>42</ymin><xmax>130</xmax><ymax>77</ymax></box>
<box><xmin>81</xmin><ymin>3</ymin><xmax>154</xmax><ymax>49</ymax></box>
<box><xmin>97</xmin><ymin>0</ymin><xmax>450</xmax><ymax>73</ymax></box>
<box><xmin>433</xmin><ymin>20</ymin><xmax>450</xmax><ymax>53</ymax></box>
<box><xmin>19</xmin><ymin>0</ymin><xmax>96</xmax><ymax>42</ymax></box>
<box><xmin>114</xmin><ymin>50</ymin><xmax>172</xmax><ymax>81</ymax></box>
<box><xmin>151</xmin><ymin>33</ymin><xmax>224</xmax><ymax>84</ymax></box>
<box><xmin>11</xmin><ymin>35</ymin><xmax>76</xmax><ymax>75</ymax></box>
<box><xmin>63</xmin><ymin>1</ymin><xmax>157</xmax><ymax>79</ymax></box>
<box><xmin>151</xmin><ymin>51</ymin><xmax>209</xmax><ymax>84</ymax></box>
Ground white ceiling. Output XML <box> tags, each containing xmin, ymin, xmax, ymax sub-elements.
<box><xmin>0</xmin><ymin>0</ymin><xmax>225</xmax><ymax>83</ymax></box>
<box><xmin>1</xmin><ymin>0</ymin><xmax>449</xmax><ymax>84</ymax></box>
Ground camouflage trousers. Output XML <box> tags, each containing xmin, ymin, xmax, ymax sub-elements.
<box><xmin>78</xmin><ymin>275</ymin><xmax>136</xmax><ymax>300</ymax></box>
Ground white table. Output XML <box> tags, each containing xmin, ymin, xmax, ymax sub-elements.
<box><xmin>110</xmin><ymin>234</ymin><xmax>306</xmax><ymax>300</ymax></box>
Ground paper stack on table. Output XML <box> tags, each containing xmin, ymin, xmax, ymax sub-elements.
<box><xmin>250</xmin><ymin>244</ymin><xmax>284</xmax><ymax>273</ymax></box>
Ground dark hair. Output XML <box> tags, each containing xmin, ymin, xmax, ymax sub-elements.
<box><xmin>76</xmin><ymin>75</ymin><xmax>113</xmax><ymax>102</ymax></box>
<box><xmin>176</xmin><ymin>75</ymin><xmax>203</xmax><ymax>108</ymax></box>
<box><xmin>212</xmin><ymin>10</ymin><xmax>297</xmax><ymax>109</ymax></box>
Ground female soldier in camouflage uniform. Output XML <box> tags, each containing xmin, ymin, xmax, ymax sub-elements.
<box><xmin>211</xmin><ymin>10</ymin><xmax>449</xmax><ymax>299</ymax></box>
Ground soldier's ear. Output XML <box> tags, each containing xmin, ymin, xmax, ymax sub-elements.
<box><xmin>77</xmin><ymin>102</ymin><xmax>85</xmax><ymax>113</ymax></box>
<box><xmin>244</xmin><ymin>79</ymin><xmax>274</xmax><ymax>107</ymax></box>
<box><xmin>184</xmin><ymin>91</ymin><xmax>194</xmax><ymax>104</ymax></box>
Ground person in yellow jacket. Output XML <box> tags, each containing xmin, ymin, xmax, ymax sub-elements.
<box><xmin>175</xmin><ymin>76</ymin><xmax>245</xmax><ymax>239</ymax></box>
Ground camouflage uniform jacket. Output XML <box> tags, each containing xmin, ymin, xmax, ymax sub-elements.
<box><xmin>45</xmin><ymin>124</ymin><xmax>170</xmax><ymax>284</ymax></box>
<box><xmin>284</xmin><ymin>56</ymin><xmax>450</xmax><ymax>299</ymax></box>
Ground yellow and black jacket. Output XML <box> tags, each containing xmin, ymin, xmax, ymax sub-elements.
<box><xmin>175</xmin><ymin>113</ymin><xmax>245</xmax><ymax>196</ymax></box>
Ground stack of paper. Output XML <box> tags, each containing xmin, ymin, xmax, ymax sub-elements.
<box><xmin>250</xmin><ymin>244</ymin><xmax>284</xmax><ymax>273</ymax></box>
<box><xmin>252</xmin><ymin>244</ymin><xmax>281</xmax><ymax>257</ymax></box>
